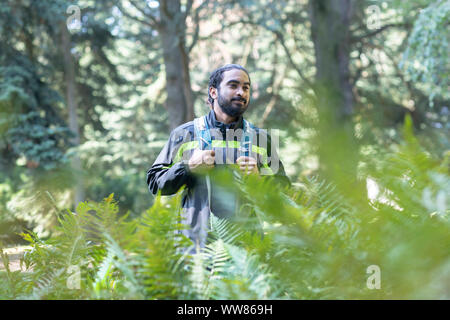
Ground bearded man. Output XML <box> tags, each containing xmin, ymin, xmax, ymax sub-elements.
<box><xmin>146</xmin><ymin>64</ymin><xmax>289</xmax><ymax>250</ymax></box>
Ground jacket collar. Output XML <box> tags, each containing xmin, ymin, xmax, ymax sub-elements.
<box><xmin>206</xmin><ymin>108</ymin><xmax>244</xmax><ymax>131</ymax></box>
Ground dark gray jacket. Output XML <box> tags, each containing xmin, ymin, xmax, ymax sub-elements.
<box><xmin>146</xmin><ymin>110</ymin><xmax>289</xmax><ymax>249</ymax></box>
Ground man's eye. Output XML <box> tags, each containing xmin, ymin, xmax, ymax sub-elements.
<box><xmin>243</xmin><ymin>87</ymin><xmax>249</xmax><ymax>91</ymax></box>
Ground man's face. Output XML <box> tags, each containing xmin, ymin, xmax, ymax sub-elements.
<box><xmin>213</xmin><ymin>69</ymin><xmax>251</xmax><ymax>118</ymax></box>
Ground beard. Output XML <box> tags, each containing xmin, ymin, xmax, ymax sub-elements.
<box><xmin>217</xmin><ymin>90</ymin><xmax>249</xmax><ymax>118</ymax></box>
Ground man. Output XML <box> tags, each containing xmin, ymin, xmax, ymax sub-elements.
<box><xmin>146</xmin><ymin>64</ymin><xmax>289</xmax><ymax>250</ymax></box>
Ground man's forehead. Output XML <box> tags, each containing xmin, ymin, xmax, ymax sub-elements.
<box><xmin>222</xmin><ymin>69</ymin><xmax>250</xmax><ymax>84</ymax></box>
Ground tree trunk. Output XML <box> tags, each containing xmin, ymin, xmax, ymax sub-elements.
<box><xmin>309</xmin><ymin>0</ymin><xmax>359</xmax><ymax>193</ymax></box>
<box><xmin>60</xmin><ymin>22</ymin><xmax>85</xmax><ymax>207</ymax></box>
<box><xmin>159</xmin><ymin>0</ymin><xmax>194</xmax><ymax>131</ymax></box>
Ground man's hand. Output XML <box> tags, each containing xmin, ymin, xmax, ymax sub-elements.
<box><xmin>236</xmin><ymin>156</ymin><xmax>259</xmax><ymax>175</ymax></box>
<box><xmin>188</xmin><ymin>149</ymin><xmax>215</xmax><ymax>172</ymax></box>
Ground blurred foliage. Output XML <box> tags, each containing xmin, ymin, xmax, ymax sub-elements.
<box><xmin>0</xmin><ymin>120</ymin><xmax>448</xmax><ymax>299</ymax></box>
<box><xmin>0</xmin><ymin>53</ymin><xmax>72</xmax><ymax>170</ymax></box>
<box><xmin>400</xmin><ymin>0</ymin><xmax>449</xmax><ymax>106</ymax></box>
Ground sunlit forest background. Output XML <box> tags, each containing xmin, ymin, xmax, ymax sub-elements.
<box><xmin>0</xmin><ymin>0</ymin><xmax>448</xmax><ymax>299</ymax></box>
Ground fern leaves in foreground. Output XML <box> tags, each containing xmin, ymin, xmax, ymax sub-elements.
<box><xmin>0</xmin><ymin>120</ymin><xmax>448</xmax><ymax>299</ymax></box>
<box><xmin>188</xmin><ymin>215</ymin><xmax>284</xmax><ymax>300</ymax></box>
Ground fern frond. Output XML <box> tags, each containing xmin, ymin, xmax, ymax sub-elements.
<box><xmin>208</xmin><ymin>243</ymin><xmax>284</xmax><ymax>300</ymax></box>
<box><xmin>188</xmin><ymin>249</ymin><xmax>208</xmax><ymax>299</ymax></box>
<box><xmin>208</xmin><ymin>214</ymin><xmax>242</xmax><ymax>244</ymax></box>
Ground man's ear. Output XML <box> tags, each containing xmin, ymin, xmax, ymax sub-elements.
<box><xmin>209</xmin><ymin>86</ymin><xmax>217</xmax><ymax>100</ymax></box>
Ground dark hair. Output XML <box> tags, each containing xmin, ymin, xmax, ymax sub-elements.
<box><xmin>207</xmin><ymin>64</ymin><xmax>251</xmax><ymax>106</ymax></box>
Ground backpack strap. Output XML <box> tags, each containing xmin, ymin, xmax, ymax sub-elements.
<box><xmin>240</xmin><ymin>119</ymin><xmax>255</xmax><ymax>158</ymax></box>
<box><xmin>193</xmin><ymin>116</ymin><xmax>212</xmax><ymax>150</ymax></box>
<box><xmin>194</xmin><ymin>115</ymin><xmax>255</xmax><ymax>158</ymax></box>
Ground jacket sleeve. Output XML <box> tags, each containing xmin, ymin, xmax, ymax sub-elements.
<box><xmin>146</xmin><ymin>129</ymin><xmax>196</xmax><ymax>195</ymax></box>
<box><xmin>258</xmin><ymin>130</ymin><xmax>291</xmax><ymax>188</ymax></box>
